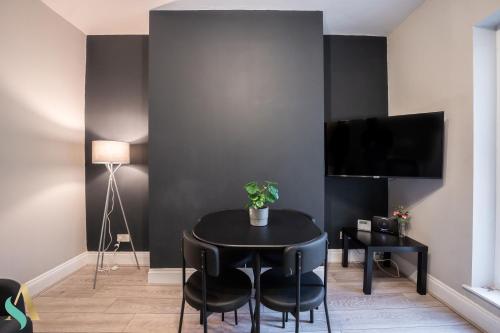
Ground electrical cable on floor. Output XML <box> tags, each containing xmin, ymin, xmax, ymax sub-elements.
<box><xmin>352</xmin><ymin>248</ymin><xmax>400</xmax><ymax>278</ymax></box>
<box><xmin>374</xmin><ymin>257</ymin><xmax>400</xmax><ymax>278</ymax></box>
<box><xmin>98</xmin><ymin>241</ymin><xmax>120</xmax><ymax>273</ymax></box>
<box><xmin>111</xmin><ymin>242</ymin><xmax>120</xmax><ymax>271</ymax></box>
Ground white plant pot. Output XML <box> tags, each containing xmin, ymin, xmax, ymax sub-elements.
<box><xmin>249</xmin><ymin>207</ymin><xmax>269</xmax><ymax>227</ymax></box>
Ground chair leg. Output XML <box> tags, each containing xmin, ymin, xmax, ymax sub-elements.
<box><xmin>295</xmin><ymin>309</ymin><xmax>300</xmax><ymax>333</ymax></box>
<box><xmin>200</xmin><ymin>310</ymin><xmax>203</xmax><ymax>325</ymax></box>
<box><xmin>249</xmin><ymin>299</ymin><xmax>255</xmax><ymax>333</ymax></box>
<box><xmin>285</xmin><ymin>312</ymin><xmax>288</xmax><ymax>322</ymax></box>
<box><xmin>235</xmin><ymin>309</ymin><xmax>238</xmax><ymax>325</ymax></box>
<box><xmin>178</xmin><ymin>298</ymin><xmax>185</xmax><ymax>333</ymax></box>
<box><xmin>323</xmin><ymin>296</ymin><xmax>332</xmax><ymax>333</ymax></box>
<box><xmin>310</xmin><ymin>309</ymin><xmax>314</xmax><ymax>323</ymax></box>
<box><xmin>282</xmin><ymin>312</ymin><xmax>285</xmax><ymax>328</ymax></box>
<box><xmin>203</xmin><ymin>309</ymin><xmax>208</xmax><ymax>333</ymax></box>
<box><xmin>222</xmin><ymin>312</ymin><xmax>224</xmax><ymax>321</ymax></box>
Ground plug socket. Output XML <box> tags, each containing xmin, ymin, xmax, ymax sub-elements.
<box><xmin>117</xmin><ymin>234</ymin><xmax>130</xmax><ymax>242</ymax></box>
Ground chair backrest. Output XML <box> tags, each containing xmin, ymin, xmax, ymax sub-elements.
<box><xmin>182</xmin><ymin>230</ymin><xmax>220</xmax><ymax>277</ymax></box>
<box><xmin>282</xmin><ymin>232</ymin><xmax>328</xmax><ymax>277</ymax></box>
<box><xmin>0</xmin><ymin>279</ymin><xmax>25</xmax><ymax>316</ymax></box>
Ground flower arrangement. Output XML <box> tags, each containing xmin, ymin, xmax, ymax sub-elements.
<box><xmin>393</xmin><ymin>206</ymin><xmax>411</xmax><ymax>224</ymax></box>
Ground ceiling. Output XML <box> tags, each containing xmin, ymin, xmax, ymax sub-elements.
<box><xmin>41</xmin><ymin>0</ymin><xmax>424</xmax><ymax>36</ymax></box>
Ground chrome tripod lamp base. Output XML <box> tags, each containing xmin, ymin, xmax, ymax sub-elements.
<box><xmin>92</xmin><ymin>141</ymin><xmax>140</xmax><ymax>289</ymax></box>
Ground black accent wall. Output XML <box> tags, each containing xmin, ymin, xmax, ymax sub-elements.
<box><xmin>324</xmin><ymin>35</ymin><xmax>388</xmax><ymax>248</ymax></box>
<box><xmin>83</xmin><ymin>32</ymin><xmax>389</xmax><ymax>257</ymax></box>
<box><xmin>85</xmin><ymin>36</ymin><xmax>149</xmax><ymax>251</ymax></box>
<box><xmin>149</xmin><ymin>11</ymin><xmax>325</xmax><ymax>267</ymax></box>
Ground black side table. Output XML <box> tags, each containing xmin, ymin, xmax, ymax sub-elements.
<box><xmin>342</xmin><ymin>227</ymin><xmax>428</xmax><ymax>295</ymax></box>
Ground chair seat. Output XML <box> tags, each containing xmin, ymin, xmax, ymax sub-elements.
<box><xmin>260</xmin><ymin>269</ymin><xmax>324</xmax><ymax>312</ymax></box>
<box><xmin>0</xmin><ymin>318</ymin><xmax>33</xmax><ymax>333</ymax></box>
<box><xmin>184</xmin><ymin>268</ymin><xmax>252</xmax><ymax>313</ymax></box>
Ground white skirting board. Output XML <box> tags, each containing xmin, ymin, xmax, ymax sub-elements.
<box><xmin>328</xmin><ymin>248</ymin><xmax>365</xmax><ymax>263</ymax></box>
<box><xmin>148</xmin><ymin>267</ymin><xmax>193</xmax><ymax>284</ymax></box>
<box><xmin>86</xmin><ymin>251</ymin><xmax>150</xmax><ymax>266</ymax></box>
<box><xmin>25</xmin><ymin>251</ymin><xmax>150</xmax><ymax>296</ymax></box>
<box><xmin>25</xmin><ymin>252</ymin><xmax>89</xmax><ymax>296</ymax></box>
<box><xmin>394</xmin><ymin>254</ymin><xmax>500</xmax><ymax>333</ymax></box>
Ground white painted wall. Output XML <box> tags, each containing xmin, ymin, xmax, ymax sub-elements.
<box><xmin>496</xmin><ymin>28</ymin><xmax>500</xmax><ymax>289</ymax></box>
<box><xmin>472</xmin><ymin>26</ymin><xmax>496</xmax><ymax>289</ymax></box>
<box><xmin>0</xmin><ymin>0</ymin><xmax>86</xmax><ymax>283</ymax></box>
<box><xmin>388</xmin><ymin>0</ymin><xmax>500</xmax><ymax>317</ymax></box>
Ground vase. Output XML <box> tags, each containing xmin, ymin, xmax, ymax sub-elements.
<box><xmin>398</xmin><ymin>221</ymin><xmax>407</xmax><ymax>238</ymax></box>
<box><xmin>249</xmin><ymin>207</ymin><xmax>269</xmax><ymax>227</ymax></box>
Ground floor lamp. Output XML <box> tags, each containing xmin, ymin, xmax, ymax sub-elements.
<box><xmin>92</xmin><ymin>140</ymin><xmax>140</xmax><ymax>289</ymax></box>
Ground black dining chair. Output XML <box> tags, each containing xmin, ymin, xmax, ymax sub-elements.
<box><xmin>259</xmin><ymin>232</ymin><xmax>331</xmax><ymax>333</ymax></box>
<box><xmin>261</xmin><ymin>210</ymin><xmax>316</xmax><ymax>267</ymax></box>
<box><xmin>178</xmin><ymin>231</ymin><xmax>254</xmax><ymax>333</ymax></box>
<box><xmin>260</xmin><ymin>209</ymin><xmax>318</xmax><ymax>325</ymax></box>
<box><xmin>218</xmin><ymin>247</ymin><xmax>254</xmax><ymax>324</ymax></box>
<box><xmin>196</xmin><ymin>215</ymin><xmax>253</xmax><ymax>324</ymax></box>
<box><xmin>196</xmin><ymin>215</ymin><xmax>253</xmax><ymax>270</ymax></box>
<box><xmin>0</xmin><ymin>279</ymin><xmax>33</xmax><ymax>333</ymax></box>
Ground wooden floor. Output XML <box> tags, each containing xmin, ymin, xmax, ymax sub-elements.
<box><xmin>32</xmin><ymin>263</ymin><xmax>479</xmax><ymax>333</ymax></box>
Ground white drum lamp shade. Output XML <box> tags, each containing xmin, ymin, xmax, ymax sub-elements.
<box><xmin>92</xmin><ymin>140</ymin><xmax>130</xmax><ymax>164</ymax></box>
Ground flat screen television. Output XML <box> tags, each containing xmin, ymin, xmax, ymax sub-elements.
<box><xmin>325</xmin><ymin>111</ymin><xmax>444</xmax><ymax>178</ymax></box>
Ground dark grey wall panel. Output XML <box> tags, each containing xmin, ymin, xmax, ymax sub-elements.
<box><xmin>85</xmin><ymin>36</ymin><xmax>149</xmax><ymax>251</ymax></box>
<box><xmin>150</xmin><ymin>11</ymin><xmax>324</xmax><ymax>267</ymax></box>
<box><xmin>324</xmin><ymin>35</ymin><xmax>388</xmax><ymax>248</ymax></box>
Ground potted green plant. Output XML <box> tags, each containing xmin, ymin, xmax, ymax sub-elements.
<box><xmin>244</xmin><ymin>181</ymin><xmax>279</xmax><ymax>227</ymax></box>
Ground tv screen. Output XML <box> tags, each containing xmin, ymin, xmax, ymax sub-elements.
<box><xmin>325</xmin><ymin>111</ymin><xmax>444</xmax><ymax>178</ymax></box>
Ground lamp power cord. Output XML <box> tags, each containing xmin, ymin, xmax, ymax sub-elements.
<box><xmin>97</xmin><ymin>183</ymin><xmax>120</xmax><ymax>272</ymax></box>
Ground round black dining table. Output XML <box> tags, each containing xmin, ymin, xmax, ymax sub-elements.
<box><xmin>193</xmin><ymin>209</ymin><xmax>322</xmax><ymax>333</ymax></box>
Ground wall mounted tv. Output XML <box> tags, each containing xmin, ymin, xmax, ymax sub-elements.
<box><xmin>325</xmin><ymin>111</ymin><xmax>444</xmax><ymax>178</ymax></box>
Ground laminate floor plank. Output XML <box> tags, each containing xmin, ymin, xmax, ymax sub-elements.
<box><xmin>342</xmin><ymin>324</ymin><xmax>480</xmax><ymax>332</ymax></box>
<box><xmin>124</xmin><ymin>313</ymin><xmax>224</xmax><ymax>333</ymax></box>
<box><xmin>310</xmin><ymin>307</ymin><xmax>467</xmax><ymax>331</ymax></box>
<box><xmin>33</xmin><ymin>313</ymin><xmax>134</xmax><ymax>332</ymax></box>
<box><xmin>327</xmin><ymin>280</ymin><xmax>416</xmax><ymax>296</ymax></box>
<box><xmin>31</xmin><ymin>265</ymin><xmax>478</xmax><ymax>333</ymax></box>
<box><xmin>93</xmin><ymin>284</ymin><xmax>182</xmax><ymax>299</ymax></box>
<box><xmin>105</xmin><ymin>297</ymin><xmax>197</xmax><ymax>314</ymax></box>
<box><xmin>34</xmin><ymin>296</ymin><xmax>116</xmax><ymax>313</ymax></box>
<box><xmin>326</xmin><ymin>292</ymin><xmax>441</xmax><ymax>310</ymax></box>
